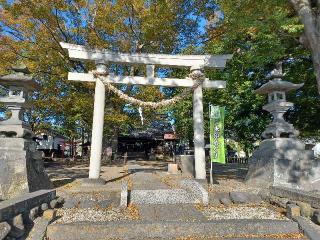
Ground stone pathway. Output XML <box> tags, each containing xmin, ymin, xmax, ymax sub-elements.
<box><xmin>45</xmin><ymin>159</ymin><xmax>309</xmax><ymax>239</ymax></box>
<box><xmin>131</xmin><ymin>172</ymin><xmax>169</xmax><ymax>190</ymax></box>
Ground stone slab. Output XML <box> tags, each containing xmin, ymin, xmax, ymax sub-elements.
<box><xmin>0</xmin><ymin>190</ymin><xmax>56</xmax><ymax>222</ymax></box>
<box><xmin>0</xmin><ymin>222</ymin><xmax>11</xmax><ymax>240</ymax></box>
<box><xmin>181</xmin><ymin>179</ymin><xmax>209</xmax><ymax>205</ymax></box>
<box><xmin>26</xmin><ymin>217</ymin><xmax>50</xmax><ymax>240</ymax></box>
<box><xmin>270</xmin><ymin>186</ymin><xmax>320</xmax><ymax>209</ymax></box>
<box><xmin>138</xmin><ymin>204</ymin><xmax>206</xmax><ymax>222</ymax></box>
<box><xmin>229</xmin><ymin>192</ymin><xmax>261</xmax><ymax>204</ymax></box>
<box><xmin>130</xmin><ymin>189</ymin><xmax>199</xmax><ymax>205</ymax></box>
<box><xmin>229</xmin><ymin>192</ymin><xmax>249</xmax><ymax>204</ymax></box>
<box><xmin>220</xmin><ymin>198</ymin><xmax>232</xmax><ymax>206</ymax></box>
<box><xmin>46</xmin><ymin>219</ymin><xmax>300</xmax><ymax>240</ymax></box>
<box><xmin>61</xmin><ymin>191</ymin><xmax>119</xmax><ymax>209</ymax></box>
<box><xmin>131</xmin><ymin>172</ymin><xmax>168</xmax><ymax>190</ymax></box>
<box><xmin>295</xmin><ymin>217</ymin><xmax>320</xmax><ymax>240</ymax></box>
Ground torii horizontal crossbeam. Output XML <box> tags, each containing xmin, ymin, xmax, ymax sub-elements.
<box><xmin>60</xmin><ymin>42</ymin><xmax>232</xmax><ymax>69</ymax></box>
<box><xmin>68</xmin><ymin>72</ymin><xmax>226</xmax><ymax>89</ymax></box>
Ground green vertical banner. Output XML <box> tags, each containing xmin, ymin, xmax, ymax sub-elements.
<box><xmin>209</xmin><ymin>105</ymin><xmax>226</xmax><ymax>164</ymax></box>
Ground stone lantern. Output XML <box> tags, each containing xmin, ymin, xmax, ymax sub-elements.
<box><xmin>255</xmin><ymin>65</ymin><xmax>303</xmax><ymax>139</ymax></box>
<box><xmin>0</xmin><ymin>65</ymin><xmax>51</xmax><ymax>200</ymax></box>
<box><xmin>0</xmin><ymin>65</ymin><xmax>36</xmax><ymax>138</ymax></box>
<box><xmin>245</xmin><ymin>64</ymin><xmax>320</xmax><ymax>191</ymax></box>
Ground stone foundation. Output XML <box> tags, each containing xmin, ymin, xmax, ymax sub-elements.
<box><xmin>245</xmin><ymin>138</ymin><xmax>320</xmax><ymax>191</ymax></box>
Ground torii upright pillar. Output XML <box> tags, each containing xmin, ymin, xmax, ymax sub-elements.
<box><xmin>88</xmin><ymin>62</ymin><xmax>107</xmax><ymax>181</ymax></box>
<box><xmin>191</xmin><ymin>67</ymin><xmax>206</xmax><ymax>179</ymax></box>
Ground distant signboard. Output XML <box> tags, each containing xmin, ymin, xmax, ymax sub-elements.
<box><xmin>164</xmin><ymin>133</ymin><xmax>176</xmax><ymax>140</ymax></box>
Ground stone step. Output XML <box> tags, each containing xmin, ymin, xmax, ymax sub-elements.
<box><xmin>138</xmin><ymin>204</ymin><xmax>206</xmax><ymax>222</ymax></box>
<box><xmin>46</xmin><ymin>219</ymin><xmax>302</xmax><ymax>240</ymax></box>
<box><xmin>130</xmin><ymin>189</ymin><xmax>199</xmax><ymax>204</ymax></box>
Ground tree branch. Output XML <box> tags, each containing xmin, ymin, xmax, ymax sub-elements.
<box><xmin>288</xmin><ymin>0</ymin><xmax>318</xmax><ymax>49</ymax></box>
<box><xmin>54</xmin><ymin>8</ymin><xmax>69</xmax><ymax>42</ymax></box>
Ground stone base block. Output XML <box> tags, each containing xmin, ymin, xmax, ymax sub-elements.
<box><xmin>245</xmin><ymin>138</ymin><xmax>320</xmax><ymax>191</ymax></box>
<box><xmin>176</xmin><ymin>155</ymin><xmax>195</xmax><ymax>177</ymax></box>
<box><xmin>167</xmin><ymin>163</ymin><xmax>178</xmax><ymax>174</ymax></box>
<box><xmin>79</xmin><ymin>178</ymin><xmax>106</xmax><ymax>186</ymax></box>
<box><xmin>0</xmin><ymin>138</ymin><xmax>52</xmax><ymax>200</ymax></box>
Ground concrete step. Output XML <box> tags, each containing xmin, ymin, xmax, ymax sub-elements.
<box><xmin>46</xmin><ymin>219</ymin><xmax>302</xmax><ymax>240</ymax></box>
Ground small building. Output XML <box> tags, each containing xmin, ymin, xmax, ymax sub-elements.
<box><xmin>34</xmin><ymin>130</ymin><xmax>66</xmax><ymax>158</ymax></box>
<box><xmin>118</xmin><ymin>118</ymin><xmax>178</xmax><ymax>160</ymax></box>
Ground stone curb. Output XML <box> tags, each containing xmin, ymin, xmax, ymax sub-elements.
<box><xmin>0</xmin><ymin>190</ymin><xmax>56</xmax><ymax>222</ymax></box>
<box><xmin>120</xmin><ymin>182</ymin><xmax>128</xmax><ymax>208</ymax></box>
<box><xmin>181</xmin><ymin>179</ymin><xmax>209</xmax><ymax>206</ymax></box>
<box><xmin>0</xmin><ymin>190</ymin><xmax>63</xmax><ymax>239</ymax></box>
<box><xmin>0</xmin><ymin>221</ymin><xmax>11</xmax><ymax>240</ymax></box>
<box><xmin>270</xmin><ymin>186</ymin><xmax>320</xmax><ymax>209</ymax></box>
<box><xmin>294</xmin><ymin>217</ymin><xmax>320</xmax><ymax>240</ymax></box>
<box><xmin>46</xmin><ymin>219</ymin><xmax>300</xmax><ymax>240</ymax></box>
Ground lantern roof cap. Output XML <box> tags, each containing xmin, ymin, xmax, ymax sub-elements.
<box><xmin>0</xmin><ymin>65</ymin><xmax>38</xmax><ymax>90</ymax></box>
<box><xmin>255</xmin><ymin>79</ymin><xmax>303</xmax><ymax>94</ymax></box>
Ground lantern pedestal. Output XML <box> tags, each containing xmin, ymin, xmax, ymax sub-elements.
<box><xmin>245</xmin><ymin>138</ymin><xmax>320</xmax><ymax>191</ymax></box>
<box><xmin>0</xmin><ymin>138</ymin><xmax>52</xmax><ymax>200</ymax></box>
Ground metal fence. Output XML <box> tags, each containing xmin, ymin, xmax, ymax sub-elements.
<box><xmin>226</xmin><ymin>157</ymin><xmax>248</xmax><ymax>164</ymax></box>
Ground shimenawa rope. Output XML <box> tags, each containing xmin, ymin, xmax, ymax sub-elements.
<box><xmin>92</xmin><ymin>70</ymin><xmax>205</xmax><ymax>109</ymax></box>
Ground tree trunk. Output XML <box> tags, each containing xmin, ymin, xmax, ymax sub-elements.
<box><xmin>311</xmin><ymin>50</ymin><xmax>320</xmax><ymax>94</ymax></box>
<box><xmin>81</xmin><ymin>128</ymin><xmax>84</xmax><ymax>160</ymax></box>
<box><xmin>111</xmin><ymin>128</ymin><xmax>119</xmax><ymax>162</ymax></box>
<box><xmin>289</xmin><ymin>0</ymin><xmax>320</xmax><ymax>94</ymax></box>
<box><xmin>72</xmin><ymin>137</ymin><xmax>76</xmax><ymax>161</ymax></box>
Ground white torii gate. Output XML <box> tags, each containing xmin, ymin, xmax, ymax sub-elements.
<box><xmin>60</xmin><ymin>42</ymin><xmax>232</xmax><ymax>181</ymax></box>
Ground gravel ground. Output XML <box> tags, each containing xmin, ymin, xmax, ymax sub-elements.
<box><xmin>208</xmin><ymin>179</ymin><xmax>260</xmax><ymax>194</ymax></box>
<box><xmin>200</xmin><ymin>205</ymin><xmax>288</xmax><ymax>221</ymax></box>
<box><xmin>54</xmin><ymin>206</ymin><xmax>140</xmax><ymax>223</ymax></box>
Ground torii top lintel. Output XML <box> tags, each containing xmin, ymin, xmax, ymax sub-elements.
<box><xmin>60</xmin><ymin>42</ymin><xmax>232</xmax><ymax>69</ymax></box>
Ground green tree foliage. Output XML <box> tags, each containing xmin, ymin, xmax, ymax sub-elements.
<box><xmin>0</xmin><ymin>0</ymin><xmax>214</xmax><ymax>140</ymax></box>
<box><xmin>172</xmin><ymin>0</ymin><xmax>320</xmax><ymax>154</ymax></box>
<box><xmin>0</xmin><ymin>0</ymin><xmax>318</xmax><ymax>154</ymax></box>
